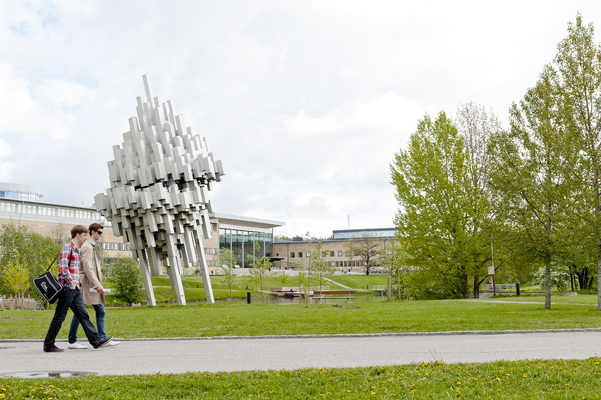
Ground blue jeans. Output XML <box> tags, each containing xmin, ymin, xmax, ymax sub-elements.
<box><xmin>44</xmin><ymin>288</ymin><xmax>100</xmax><ymax>350</ymax></box>
<box><xmin>69</xmin><ymin>304</ymin><xmax>106</xmax><ymax>343</ymax></box>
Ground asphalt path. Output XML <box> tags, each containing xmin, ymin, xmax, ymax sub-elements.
<box><xmin>2</xmin><ymin>329</ymin><xmax>601</xmax><ymax>377</ymax></box>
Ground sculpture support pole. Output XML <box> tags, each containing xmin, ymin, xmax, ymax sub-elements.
<box><xmin>196</xmin><ymin>240</ymin><xmax>215</xmax><ymax>304</ymax></box>
<box><xmin>169</xmin><ymin>257</ymin><xmax>187</xmax><ymax>306</ymax></box>
<box><xmin>136</xmin><ymin>249</ymin><xmax>156</xmax><ymax>306</ymax></box>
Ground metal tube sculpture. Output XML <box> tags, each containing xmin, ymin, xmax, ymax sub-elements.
<box><xmin>94</xmin><ymin>75</ymin><xmax>224</xmax><ymax>305</ymax></box>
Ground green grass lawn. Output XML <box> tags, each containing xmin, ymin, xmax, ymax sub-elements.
<box><xmin>325</xmin><ymin>274</ymin><xmax>389</xmax><ymax>290</ymax></box>
<box><xmin>2</xmin><ymin>358</ymin><xmax>601</xmax><ymax>399</ymax></box>
<box><xmin>2</xmin><ymin>299</ymin><xmax>601</xmax><ymax>340</ymax></box>
<box><xmin>483</xmin><ymin>293</ymin><xmax>598</xmax><ymax>305</ymax></box>
<box><xmin>3</xmin><ymin>297</ymin><xmax>601</xmax><ymax>398</ymax></box>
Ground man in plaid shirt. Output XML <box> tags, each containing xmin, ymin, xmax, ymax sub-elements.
<box><xmin>43</xmin><ymin>225</ymin><xmax>113</xmax><ymax>352</ymax></box>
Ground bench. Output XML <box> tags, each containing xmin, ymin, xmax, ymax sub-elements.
<box><xmin>269</xmin><ymin>287</ymin><xmax>303</xmax><ymax>297</ymax></box>
<box><xmin>313</xmin><ymin>290</ymin><xmax>356</xmax><ymax>303</ymax></box>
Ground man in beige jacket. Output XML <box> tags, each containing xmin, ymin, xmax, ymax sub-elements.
<box><xmin>67</xmin><ymin>223</ymin><xmax>120</xmax><ymax>348</ymax></box>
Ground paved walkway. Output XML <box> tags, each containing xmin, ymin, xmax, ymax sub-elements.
<box><xmin>2</xmin><ymin>330</ymin><xmax>600</xmax><ymax>377</ymax></box>
<box><xmin>322</xmin><ymin>277</ymin><xmax>353</xmax><ymax>289</ymax></box>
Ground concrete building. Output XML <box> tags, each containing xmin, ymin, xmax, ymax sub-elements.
<box><xmin>0</xmin><ymin>183</ymin><xmax>397</xmax><ymax>275</ymax></box>
<box><xmin>0</xmin><ymin>183</ymin><xmax>284</xmax><ymax>274</ymax></box>
<box><xmin>272</xmin><ymin>228</ymin><xmax>397</xmax><ymax>272</ymax></box>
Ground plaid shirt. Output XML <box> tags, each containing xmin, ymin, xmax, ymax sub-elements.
<box><xmin>58</xmin><ymin>241</ymin><xmax>81</xmax><ymax>289</ymax></box>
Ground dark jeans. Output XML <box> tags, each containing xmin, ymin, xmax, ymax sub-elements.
<box><xmin>43</xmin><ymin>288</ymin><xmax>100</xmax><ymax>350</ymax></box>
<box><xmin>69</xmin><ymin>304</ymin><xmax>106</xmax><ymax>343</ymax></box>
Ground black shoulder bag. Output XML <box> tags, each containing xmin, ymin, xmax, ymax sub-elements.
<box><xmin>33</xmin><ymin>248</ymin><xmax>72</xmax><ymax>304</ymax></box>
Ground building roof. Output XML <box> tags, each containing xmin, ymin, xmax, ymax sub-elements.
<box><xmin>209</xmin><ymin>213</ymin><xmax>285</xmax><ymax>230</ymax></box>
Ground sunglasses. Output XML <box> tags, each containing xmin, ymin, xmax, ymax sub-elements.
<box><xmin>97</xmin><ymin>231</ymin><xmax>103</xmax><ymax>235</ymax></box>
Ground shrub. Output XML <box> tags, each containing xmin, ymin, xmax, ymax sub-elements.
<box><xmin>112</xmin><ymin>257</ymin><xmax>144</xmax><ymax>305</ymax></box>
<box><xmin>532</xmin><ymin>265</ymin><xmax>571</xmax><ymax>292</ymax></box>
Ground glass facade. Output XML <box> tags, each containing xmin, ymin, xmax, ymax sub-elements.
<box><xmin>0</xmin><ymin>200</ymin><xmax>102</xmax><ymax>222</ymax></box>
<box><xmin>0</xmin><ymin>190</ymin><xmax>41</xmax><ymax>202</ymax></box>
<box><xmin>219</xmin><ymin>228</ymin><xmax>274</xmax><ymax>267</ymax></box>
<box><xmin>332</xmin><ymin>228</ymin><xmax>397</xmax><ymax>239</ymax></box>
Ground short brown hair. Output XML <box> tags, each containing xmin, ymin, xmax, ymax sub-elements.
<box><xmin>89</xmin><ymin>223</ymin><xmax>104</xmax><ymax>234</ymax></box>
<box><xmin>71</xmin><ymin>225</ymin><xmax>88</xmax><ymax>238</ymax></box>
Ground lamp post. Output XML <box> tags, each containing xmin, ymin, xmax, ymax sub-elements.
<box><xmin>489</xmin><ymin>240</ymin><xmax>496</xmax><ymax>297</ymax></box>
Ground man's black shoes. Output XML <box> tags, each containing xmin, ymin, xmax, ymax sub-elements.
<box><xmin>94</xmin><ymin>337</ymin><xmax>113</xmax><ymax>349</ymax></box>
<box><xmin>43</xmin><ymin>345</ymin><xmax>64</xmax><ymax>352</ymax></box>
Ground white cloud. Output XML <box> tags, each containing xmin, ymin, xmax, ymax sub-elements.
<box><xmin>33</xmin><ymin>79</ymin><xmax>95</xmax><ymax>108</ymax></box>
<box><xmin>0</xmin><ymin>0</ymin><xmax>600</xmax><ymax>237</ymax></box>
<box><xmin>0</xmin><ymin>137</ymin><xmax>13</xmax><ymax>180</ymax></box>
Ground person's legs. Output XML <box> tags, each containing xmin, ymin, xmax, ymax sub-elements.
<box><xmin>68</xmin><ymin>314</ymin><xmax>80</xmax><ymax>344</ymax></box>
<box><xmin>43</xmin><ymin>289</ymin><xmax>75</xmax><ymax>349</ymax></box>
<box><xmin>93</xmin><ymin>304</ymin><xmax>106</xmax><ymax>339</ymax></box>
<box><xmin>69</xmin><ymin>289</ymin><xmax>100</xmax><ymax>347</ymax></box>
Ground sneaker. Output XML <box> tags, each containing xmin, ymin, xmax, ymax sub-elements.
<box><xmin>43</xmin><ymin>345</ymin><xmax>64</xmax><ymax>353</ymax></box>
<box><xmin>67</xmin><ymin>342</ymin><xmax>88</xmax><ymax>349</ymax></box>
<box><xmin>104</xmin><ymin>340</ymin><xmax>120</xmax><ymax>346</ymax></box>
<box><xmin>93</xmin><ymin>336</ymin><xmax>113</xmax><ymax>349</ymax></box>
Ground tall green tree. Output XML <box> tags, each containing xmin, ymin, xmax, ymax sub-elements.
<box><xmin>552</xmin><ymin>14</ymin><xmax>601</xmax><ymax>308</ymax></box>
<box><xmin>488</xmin><ymin>68</ymin><xmax>570</xmax><ymax>309</ymax></box>
<box><xmin>391</xmin><ymin>112</ymin><xmax>489</xmax><ymax>299</ymax></box>
<box><xmin>455</xmin><ymin>102</ymin><xmax>502</xmax><ymax>296</ymax></box>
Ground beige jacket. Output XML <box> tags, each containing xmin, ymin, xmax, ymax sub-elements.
<box><xmin>80</xmin><ymin>237</ymin><xmax>105</xmax><ymax>305</ymax></box>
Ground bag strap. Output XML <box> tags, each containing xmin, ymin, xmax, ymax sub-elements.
<box><xmin>45</xmin><ymin>251</ymin><xmax>60</xmax><ymax>273</ymax></box>
<box><xmin>46</xmin><ymin>245</ymin><xmax>73</xmax><ymax>272</ymax></box>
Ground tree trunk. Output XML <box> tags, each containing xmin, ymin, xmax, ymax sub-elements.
<box><xmin>545</xmin><ymin>260</ymin><xmax>551</xmax><ymax>310</ymax></box>
<box><xmin>569</xmin><ymin>269</ymin><xmax>575</xmax><ymax>292</ymax></box>
<box><xmin>594</xmin><ymin>166</ymin><xmax>601</xmax><ymax>310</ymax></box>
<box><xmin>473</xmin><ymin>275</ymin><xmax>480</xmax><ymax>299</ymax></box>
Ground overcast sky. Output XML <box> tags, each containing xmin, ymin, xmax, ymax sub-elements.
<box><xmin>1</xmin><ymin>1</ymin><xmax>600</xmax><ymax>238</ymax></box>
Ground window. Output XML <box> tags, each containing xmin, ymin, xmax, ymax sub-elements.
<box><xmin>306</xmin><ymin>252</ymin><xmax>311</xmax><ymax>257</ymax></box>
<box><xmin>338</xmin><ymin>251</ymin><xmax>343</xmax><ymax>257</ymax></box>
<box><xmin>330</xmin><ymin>251</ymin><xmax>334</xmax><ymax>257</ymax></box>
<box><xmin>290</xmin><ymin>252</ymin><xmax>295</xmax><ymax>258</ymax></box>
<box><xmin>298</xmin><ymin>252</ymin><xmax>303</xmax><ymax>258</ymax></box>
<box><xmin>322</xmin><ymin>251</ymin><xmax>328</xmax><ymax>257</ymax></box>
